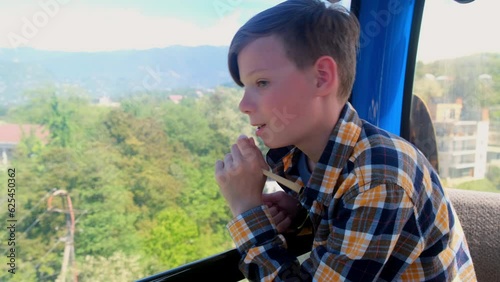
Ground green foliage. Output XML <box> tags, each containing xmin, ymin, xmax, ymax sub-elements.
<box><xmin>78</xmin><ymin>252</ymin><xmax>145</xmax><ymax>282</ymax></box>
<box><xmin>414</xmin><ymin>53</ymin><xmax>500</xmax><ymax>120</ymax></box>
<box><xmin>485</xmin><ymin>166</ymin><xmax>500</xmax><ymax>191</ymax></box>
<box><xmin>456</xmin><ymin>178</ymin><xmax>498</xmax><ymax>193</ymax></box>
<box><xmin>163</xmin><ymin>103</ymin><xmax>218</xmax><ymax>155</ymax></box>
<box><xmin>46</xmin><ymin>95</ymin><xmax>73</xmax><ymax>148</ymax></box>
<box><xmin>455</xmin><ymin>166</ymin><xmax>500</xmax><ymax>193</ymax></box>
<box><xmin>1</xmin><ymin>85</ymin><xmax>254</xmax><ymax>280</ymax></box>
<box><xmin>144</xmin><ymin>207</ymin><xmax>200</xmax><ymax>268</ymax></box>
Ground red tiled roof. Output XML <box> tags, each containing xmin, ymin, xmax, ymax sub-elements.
<box><xmin>169</xmin><ymin>95</ymin><xmax>184</xmax><ymax>104</ymax></box>
<box><xmin>0</xmin><ymin>124</ymin><xmax>49</xmax><ymax>144</ymax></box>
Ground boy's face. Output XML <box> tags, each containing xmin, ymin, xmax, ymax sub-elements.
<box><xmin>237</xmin><ymin>35</ymin><xmax>322</xmax><ymax>149</ymax></box>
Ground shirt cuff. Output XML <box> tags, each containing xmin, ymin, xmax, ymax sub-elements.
<box><xmin>227</xmin><ymin>205</ymin><xmax>279</xmax><ymax>253</ymax></box>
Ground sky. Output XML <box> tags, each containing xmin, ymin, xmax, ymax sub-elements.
<box><xmin>417</xmin><ymin>0</ymin><xmax>500</xmax><ymax>62</ymax></box>
<box><xmin>0</xmin><ymin>0</ymin><xmax>498</xmax><ymax>62</ymax></box>
<box><xmin>0</xmin><ymin>0</ymin><xmax>285</xmax><ymax>50</ymax></box>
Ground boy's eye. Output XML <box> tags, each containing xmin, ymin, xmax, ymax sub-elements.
<box><xmin>256</xmin><ymin>80</ymin><xmax>269</xmax><ymax>88</ymax></box>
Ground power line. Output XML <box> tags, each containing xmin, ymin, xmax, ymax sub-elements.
<box><xmin>29</xmin><ymin>213</ymin><xmax>85</xmax><ymax>268</ymax></box>
<box><xmin>0</xmin><ymin>208</ymin><xmax>88</xmax><ymax>254</ymax></box>
<box><xmin>34</xmin><ymin>239</ymin><xmax>65</xmax><ymax>270</ymax></box>
<box><xmin>17</xmin><ymin>191</ymin><xmax>53</xmax><ymax>225</ymax></box>
<box><xmin>38</xmin><ymin>272</ymin><xmax>61</xmax><ymax>282</ymax></box>
<box><xmin>22</xmin><ymin>210</ymin><xmax>50</xmax><ymax>235</ymax></box>
<box><xmin>0</xmin><ymin>191</ymin><xmax>52</xmax><ymax>241</ymax></box>
<box><xmin>6</xmin><ymin>189</ymin><xmax>86</xmax><ymax>282</ymax></box>
<box><xmin>48</xmin><ymin>189</ymin><xmax>79</xmax><ymax>282</ymax></box>
<box><xmin>17</xmin><ymin>210</ymin><xmax>88</xmax><ymax>281</ymax></box>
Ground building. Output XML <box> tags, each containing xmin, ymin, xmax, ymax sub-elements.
<box><xmin>169</xmin><ymin>95</ymin><xmax>183</xmax><ymax>104</ymax></box>
<box><xmin>0</xmin><ymin>123</ymin><xmax>48</xmax><ymax>165</ymax></box>
<box><xmin>488</xmin><ymin>121</ymin><xmax>500</xmax><ymax>167</ymax></box>
<box><xmin>96</xmin><ymin>96</ymin><xmax>120</xmax><ymax>107</ymax></box>
<box><xmin>433</xmin><ymin>102</ymin><xmax>490</xmax><ymax>183</ymax></box>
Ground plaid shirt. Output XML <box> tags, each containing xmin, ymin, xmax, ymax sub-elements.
<box><xmin>227</xmin><ymin>103</ymin><xmax>476</xmax><ymax>281</ymax></box>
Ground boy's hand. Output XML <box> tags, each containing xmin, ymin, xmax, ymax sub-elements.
<box><xmin>215</xmin><ymin>135</ymin><xmax>269</xmax><ymax>217</ymax></box>
<box><xmin>263</xmin><ymin>191</ymin><xmax>301</xmax><ymax>233</ymax></box>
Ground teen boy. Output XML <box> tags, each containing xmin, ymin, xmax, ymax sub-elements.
<box><xmin>215</xmin><ymin>0</ymin><xmax>476</xmax><ymax>281</ymax></box>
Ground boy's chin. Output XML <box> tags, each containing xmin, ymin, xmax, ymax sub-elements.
<box><xmin>261</xmin><ymin>139</ymin><xmax>293</xmax><ymax>150</ymax></box>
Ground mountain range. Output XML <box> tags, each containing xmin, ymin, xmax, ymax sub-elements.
<box><xmin>0</xmin><ymin>46</ymin><xmax>232</xmax><ymax>104</ymax></box>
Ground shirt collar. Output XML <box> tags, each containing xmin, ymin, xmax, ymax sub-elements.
<box><xmin>266</xmin><ymin>102</ymin><xmax>363</xmax><ymax>207</ymax></box>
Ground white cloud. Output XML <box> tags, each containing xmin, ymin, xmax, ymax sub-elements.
<box><xmin>0</xmin><ymin>4</ymin><xmax>243</xmax><ymax>51</ymax></box>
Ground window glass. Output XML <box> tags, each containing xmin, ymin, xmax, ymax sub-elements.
<box><xmin>413</xmin><ymin>0</ymin><xmax>500</xmax><ymax>193</ymax></box>
<box><xmin>0</xmin><ymin>1</ymin><xmax>355</xmax><ymax>280</ymax></box>
<box><xmin>0</xmin><ymin>0</ymin><xmax>318</xmax><ymax>281</ymax></box>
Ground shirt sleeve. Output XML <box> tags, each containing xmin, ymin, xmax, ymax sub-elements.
<box><xmin>227</xmin><ymin>184</ymin><xmax>422</xmax><ymax>281</ymax></box>
<box><xmin>227</xmin><ymin>205</ymin><xmax>310</xmax><ymax>281</ymax></box>
<box><xmin>313</xmin><ymin>183</ymin><xmax>422</xmax><ymax>281</ymax></box>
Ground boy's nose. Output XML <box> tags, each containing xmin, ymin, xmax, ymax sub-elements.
<box><xmin>239</xmin><ymin>90</ymin><xmax>255</xmax><ymax>114</ymax></box>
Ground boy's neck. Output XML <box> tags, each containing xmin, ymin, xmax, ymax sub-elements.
<box><xmin>299</xmin><ymin>123</ymin><xmax>334</xmax><ymax>165</ymax></box>
<box><xmin>307</xmin><ymin>157</ymin><xmax>316</xmax><ymax>172</ymax></box>
<box><xmin>298</xmin><ymin>100</ymin><xmax>345</xmax><ymax>168</ymax></box>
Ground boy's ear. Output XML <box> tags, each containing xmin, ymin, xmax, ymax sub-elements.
<box><xmin>314</xmin><ymin>56</ymin><xmax>338</xmax><ymax>96</ymax></box>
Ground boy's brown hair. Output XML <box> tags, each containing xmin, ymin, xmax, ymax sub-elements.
<box><xmin>228</xmin><ymin>0</ymin><xmax>360</xmax><ymax>103</ymax></box>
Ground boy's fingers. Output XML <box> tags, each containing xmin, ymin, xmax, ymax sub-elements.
<box><xmin>276</xmin><ymin>217</ymin><xmax>292</xmax><ymax>233</ymax></box>
<box><xmin>240</xmin><ymin>136</ymin><xmax>269</xmax><ymax>168</ymax></box>
<box><xmin>230</xmin><ymin>144</ymin><xmax>243</xmax><ymax>165</ymax></box>
<box><xmin>235</xmin><ymin>134</ymin><xmax>269</xmax><ymax>170</ymax></box>
<box><xmin>236</xmin><ymin>136</ymin><xmax>256</xmax><ymax>160</ymax></box>
<box><xmin>249</xmin><ymin>137</ymin><xmax>257</xmax><ymax>147</ymax></box>
<box><xmin>274</xmin><ymin>210</ymin><xmax>287</xmax><ymax>223</ymax></box>
<box><xmin>249</xmin><ymin>137</ymin><xmax>269</xmax><ymax>168</ymax></box>
<box><xmin>223</xmin><ymin>153</ymin><xmax>235</xmax><ymax>170</ymax></box>
<box><xmin>215</xmin><ymin>159</ymin><xmax>224</xmax><ymax>170</ymax></box>
<box><xmin>262</xmin><ymin>193</ymin><xmax>274</xmax><ymax>202</ymax></box>
<box><xmin>214</xmin><ymin>160</ymin><xmax>227</xmax><ymax>184</ymax></box>
<box><xmin>268</xmin><ymin>206</ymin><xmax>279</xmax><ymax>217</ymax></box>
<box><xmin>262</xmin><ymin>191</ymin><xmax>283</xmax><ymax>203</ymax></box>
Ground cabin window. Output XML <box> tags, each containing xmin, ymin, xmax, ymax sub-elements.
<box><xmin>0</xmin><ymin>0</ymin><xmax>314</xmax><ymax>280</ymax></box>
<box><xmin>412</xmin><ymin>0</ymin><xmax>500</xmax><ymax>193</ymax></box>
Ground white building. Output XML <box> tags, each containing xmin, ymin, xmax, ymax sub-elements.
<box><xmin>433</xmin><ymin>103</ymin><xmax>489</xmax><ymax>182</ymax></box>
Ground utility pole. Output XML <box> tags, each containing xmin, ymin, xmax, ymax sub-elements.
<box><xmin>48</xmin><ymin>189</ymin><xmax>78</xmax><ymax>282</ymax></box>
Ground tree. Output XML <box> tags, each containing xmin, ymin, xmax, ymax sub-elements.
<box><xmin>144</xmin><ymin>208</ymin><xmax>200</xmax><ymax>268</ymax></box>
<box><xmin>45</xmin><ymin>95</ymin><xmax>73</xmax><ymax>148</ymax></box>
<box><xmin>1</xmin><ymin>85</ymin><xmax>262</xmax><ymax>280</ymax></box>
<box><xmin>486</xmin><ymin>166</ymin><xmax>500</xmax><ymax>191</ymax></box>
<box><xmin>78</xmin><ymin>252</ymin><xmax>145</xmax><ymax>282</ymax></box>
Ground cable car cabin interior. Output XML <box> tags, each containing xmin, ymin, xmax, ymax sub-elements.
<box><xmin>138</xmin><ymin>0</ymin><xmax>499</xmax><ymax>281</ymax></box>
